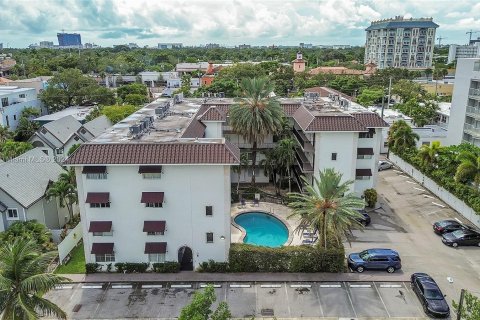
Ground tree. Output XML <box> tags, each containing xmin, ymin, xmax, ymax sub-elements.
<box><xmin>116</xmin><ymin>83</ymin><xmax>148</xmax><ymax>101</ymax></box>
<box><xmin>59</xmin><ymin>167</ymin><xmax>77</xmax><ymax>186</ymax></box>
<box><xmin>418</xmin><ymin>141</ymin><xmax>442</xmax><ymax>168</ymax></box>
<box><xmin>124</xmin><ymin>93</ymin><xmax>148</xmax><ymax>106</ymax></box>
<box><xmin>0</xmin><ymin>239</ymin><xmax>70</xmax><ymax>319</ymax></box>
<box><xmin>454</xmin><ymin>151</ymin><xmax>480</xmax><ymax>188</ymax></box>
<box><xmin>14</xmin><ymin>107</ymin><xmax>40</xmax><ymax>141</ymax></box>
<box><xmin>452</xmin><ymin>290</ymin><xmax>480</xmax><ymax>320</ymax></box>
<box><xmin>231</xmin><ymin>153</ymin><xmax>249</xmax><ymax>193</ymax></box>
<box><xmin>288</xmin><ymin>169</ymin><xmax>366</xmax><ymax>249</ymax></box>
<box><xmin>46</xmin><ymin>180</ymin><xmax>77</xmax><ymax>221</ymax></box>
<box><xmin>387</xmin><ymin>120</ymin><xmax>419</xmax><ymax>154</ymax></box>
<box><xmin>178</xmin><ymin>285</ymin><xmax>231</xmax><ymax>320</ymax></box>
<box><xmin>67</xmin><ymin>143</ymin><xmax>81</xmax><ymax>156</ymax></box>
<box><xmin>356</xmin><ymin>88</ymin><xmax>384</xmax><ymax>107</ymax></box>
<box><xmin>259</xmin><ymin>149</ymin><xmax>280</xmax><ymax>194</ymax></box>
<box><xmin>0</xmin><ymin>125</ymin><xmax>11</xmax><ymax>144</ymax></box>
<box><xmin>0</xmin><ymin>140</ymin><xmax>33</xmax><ymax>161</ymax></box>
<box><xmin>84</xmin><ymin>106</ymin><xmax>102</xmax><ymax>122</ymax></box>
<box><xmin>276</xmin><ymin>138</ymin><xmax>297</xmax><ymax>192</ymax></box>
<box><xmin>101</xmin><ymin>104</ymin><xmax>139</xmax><ymax>123</ymax></box>
<box><xmin>0</xmin><ymin>220</ymin><xmax>56</xmax><ymax>252</ymax></box>
<box><xmin>395</xmin><ymin>99</ymin><xmax>439</xmax><ymax>127</ymax></box>
<box><xmin>229</xmin><ymin>77</ymin><xmax>284</xmax><ymax>185</ymax></box>
<box><xmin>392</xmin><ymin>80</ymin><xmax>427</xmax><ymax>103</ymax></box>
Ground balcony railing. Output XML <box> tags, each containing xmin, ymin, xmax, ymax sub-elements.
<box><xmin>463</xmin><ymin>123</ymin><xmax>480</xmax><ymax>137</ymax></box>
<box><xmin>469</xmin><ymin>88</ymin><xmax>480</xmax><ymax>98</ymax></box>
<box><xmin>292</xmin><ymin>127</ymin><xmax>314</xmax><ymax>152</ymax></box>
<box><xmin>466</xmin><ymin>106</ymin><xmax>480</xmax><ymax>119</ymax></box>
<box><xmin>295</xmin><ymin>148</ymin><xmax>314</xmax><ymax>173</ymax></box>
<box><xmin>237</xmin><ymin>142</ymin><xmax>276</xmax><ymax>149</ymax></box>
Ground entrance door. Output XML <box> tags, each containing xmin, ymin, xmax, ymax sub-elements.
<box><xmin>178</xmin><ymin>246</ymin><xmax>193</xmax><ymax>271</ymax></box>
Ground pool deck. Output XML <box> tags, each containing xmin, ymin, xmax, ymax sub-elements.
<box><xmin>231</xmin><ymin>201</ymin><xmax>309</xmax><ymax>246</ymax></box>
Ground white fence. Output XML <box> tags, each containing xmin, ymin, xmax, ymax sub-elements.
<box><xmin>57</xmin><ymin>223</ymin><xmax>83</xmax><ymax>264</ymax></box>
<box><xmin>390</xmin><ymin>154</ymin><xmax>480</xmax><ymax>229</ymax></box>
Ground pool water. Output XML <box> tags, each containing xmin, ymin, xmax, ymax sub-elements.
<box><xmin>234</xmin><ymin>212</ymin><xmax>289</xmax><ymax>247</ymax></box>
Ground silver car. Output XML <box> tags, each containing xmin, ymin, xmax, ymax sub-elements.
<box><xmin>378</xmin><ymin>160</ymin><xmax>393</xmax><ymax>171</ymax></box>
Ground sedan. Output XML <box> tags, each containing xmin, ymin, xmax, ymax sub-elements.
<box><xmin>378</xmin><ymin>160</ymin><xmax>393</xmax><ymax>171</ymax></box>
<box><xmin>411</xmin><ymin>273</ymin><xmax>450</xmax><ymax>318</ymax></box>
<box><xmin>433</xmin><ymin>219</ymin><xmax>467</xmax><ymax>235</ymax></box>
<box><xmin>442</xmin><ymin>229</ymin><xmax>480</xmax><ymax>247</ymax></box>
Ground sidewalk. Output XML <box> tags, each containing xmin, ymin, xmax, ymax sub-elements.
<box><xmin>62</xmin><ymin>271</ymin><xmax>411</xmax><ymax>283</ymax></box>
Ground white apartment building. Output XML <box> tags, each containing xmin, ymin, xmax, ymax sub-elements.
<box><xmin>447</xmin><ymin>43</ymin><xmax>480</xmax><ymax>64</ymax></box>
<box><xmin>0</xmin><ymin>86</ymin><xmax>42</xmax><ymax>130</ymax></box>
<box><xmin>364</xmin><ymin>16</ymin><xmax>438</xmax><ymax>69</ymax></box>
<box><xmin>447</xmin><ymin>58</ymin><xmax>480</xmax><ymax>146</ymax></box>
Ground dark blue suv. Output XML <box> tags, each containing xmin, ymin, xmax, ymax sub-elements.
<box><xmin>348</xmin><ymin>248</ymin><xmax>402</xmax><ymax>273</ymax></box>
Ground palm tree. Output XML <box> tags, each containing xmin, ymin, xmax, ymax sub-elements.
<box><xmin>387</xmin><ymin>120</ymin><xmax>419</xmax><ymax>155</ymax></box>
<box><xmin>231</xmin><ymin>153</ymin><xmax>249</xmax><ymax>193</ymax></box>
<box><xmin>0</xmin><ymin>125</ymin><xmax>11</xmax><ymax>144</ymax></box>
<box><xmin>455</xmin><ymin>151</ymin><xmax>480</xmax><ymax>188</ymax></box>
<box><xmin>0</xmin><ymin>239</ymin><xmax>70</xmax><ymax>319</ymax></box>
<box><xmin>259</xmin><ymin>149</ymin><xmax>280</xmax><ymax>194</ymax></box>
<box><xmin>229</xmin><ymin>77</ymin><xmax>285</xmax><ymax>186</ymax></box>
<box><xmin>276</xmin><ymin>138</ymin><xmax>297</xmax><ymax>192</ymax></box>
<box><xmin>46</xmin><ymin>180</ymin><xmax>78</xmax><ymax>221</ymax></box>
<box><xmin>59</xmin><ymin>167</ymin><xmax>77</xmax><ymax>186</ymax></box>
<box><xmin>418</xmin><ymin>141</ymin><xmax>442</xmax><ymax>168</ymax></box>
<box><xmin>288</xmin><ymin>169</ymin><xmax>366</xmax><ymax>249</ymax></box>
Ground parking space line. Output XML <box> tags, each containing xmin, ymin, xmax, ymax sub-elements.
<box><xmin>171</xmin><ymin>284</ymin><xmax>191</xmax><ymax>288</ymax></box>
<box><xmin>405</xmin><ymin>180</ymin><xmax>416</xmax><ymax>184</ymax></box>
<box><xmin>349</xmin><ymin>284</ymin><xmax>371</xmax><ymax>288</ymax></box>
<box><xmin>373</xmin><ymin>282</ymin><xmax>391</xmax><ymax>318</ymax></box>
<box><xmin>400</xmin><ymin>174</ymin><xmax>410</xmax><ymax>178</ymax></box>
<box><xmin>284</xmin><ymin>282</ymin><xmax>291</xmax><ymax>317</ymax></box>
<box><xmin>260</xmin><ymin>284</ymin><xmax>282</xmax><ymax>288</ymax></box>
<box><xmin>313</xmin><ymin>283</ymin><xmax>325</xmax><ymax>317</ymax></box>
<box><xmin>403</xmin><ymin>282</ymin><xmax>424</xmax><ymax>315</ymax></box>
<box><xmin>379</xmin><ymin>284</ymin><xmax>402</xmax><ymax>288</ymax></box>
<box><xmin>423</xmin><ymin>194</ymin><xmax>434</xmax><ymax>199</ymax></box>
<box><xmin>200</xmin><ymin>284</ymin><xmax>221</xmax><ymax>288</ymax></box>
<box><xmin>432</xmin><ymin>202</ymin><xmax>446</xmax><ymax>208</ymax></box>
<box><xmin>290</xmin><ymin>284</ymin><xmax>311</xmax><ymax>288</ymax></box>
<box><xmin>393</xmin><ymin>170</ymin><xmax>402</xmax><ymax>173</ymax></box>
<box><xmin>319</xmin><ymin>284</ymin><xmax>341</xmax><ymax>288</ymax></box>
<box><xmin>142</xmin><ymin>284</ymin><xmax>163</xmax><ymax>288</ymax></box>
<box><xmin>82</xmin><ymin>285</ymin><xmax>103</xmax><ymax>289</ymax></box>
<box><xmin>55</xmin><ymin>285</ymin><xmax>73</xmax><ymax>289</ymax></box>
<box><xmin>345</xmin><ymin>283</ymin><xmax>358</xmax><ymax>318</ymax></box>
<box><xmin>455</xmin><ymin>218</ymin><xmax>462</xmax><ymax>224</ymax></box>
<box><xmin>230</xmin><ymin>284</ymin><xmax>251</xmax><ymax>288</ymax></box>
<box><xmin>111</xmin><ymin>284</ymin><xmax>132</xmax><ymax>289</ymax></box>
<box><xmin>414</xmin><ymin>187</ymin><xmax>425</xmax><ymax>192</ymax></box>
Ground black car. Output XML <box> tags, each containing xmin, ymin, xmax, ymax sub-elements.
<box><xmin>433</xmin><ymin>219</ymin><xmax>466</xmax><ymax>235</ymax></box>
<box><xmin>355</xmin><ymin>209</ymin><xmax>371</xmax><ymax>226</ymax></box>
<box><xmin>411</xmin><ymin>273</ymin><xmax>450</xmax><ymax>318</ymax></box>
<box><xmin>442</xmin><ymin>229</ymin><xmax>480</xmax><ymax>247</ymax></box>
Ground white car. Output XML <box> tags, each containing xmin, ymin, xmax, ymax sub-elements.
<box><xmin>378</xmin><ymin>160</ymin><xmax>393</xmax><ymax>171</ymax></box>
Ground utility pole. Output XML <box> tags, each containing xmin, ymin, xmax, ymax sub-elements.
<box><xmin>456</xmin><ymin>289</ymin><xmax>465</xmax><ymax>320</ymax></box>
<box><xmin>387</xmin><ymin>76</ymin><xmax>392</xmax><ymax>108</ymax></box>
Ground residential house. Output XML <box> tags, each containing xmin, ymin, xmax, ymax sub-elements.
<box><xmin>0</xmin><ymin>86</ymin><xmax>42</xmax><ymax>130</ymax></box>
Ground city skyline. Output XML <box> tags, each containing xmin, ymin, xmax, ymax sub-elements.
<box><xmin>0</xmin><ymin>0</ymin><xmax>480</xmax><ymax>48</ymax></box>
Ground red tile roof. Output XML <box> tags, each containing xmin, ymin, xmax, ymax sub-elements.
<box><xmin>306</xmin><ymin>115</ymin><xmax>367</xmax><ymax>132</ymax></box>
<box><xmin>351</xmin><ymin>113</ymin><xmax>389</xmax><ymax>128</ymax></box>
<box><xmin>65</xmin><ymin>142</ymin><xmax>240</xmax><ymax>165</ymax></box>
<box><xmin>282</xmin><ymin>103</ymin><xmax>301</xmax><ymax>117</ymax></box>
<box><xmin>198</xmin><ymin>106</ymin><xmax>227</xmax><ymax>121</ymax></box>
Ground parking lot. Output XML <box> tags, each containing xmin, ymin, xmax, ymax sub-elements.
<box><xmin>45</xmin><ymin>281</ymin><xmax>428</xmax><ymax>319</ymax></box>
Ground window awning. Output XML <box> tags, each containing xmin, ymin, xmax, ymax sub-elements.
<box><xmin>91</xmin><ymin>243</ymin><xmax>114</xmax><ymax>254</ymax></box>
<box><xmin>82</xmin><ymin>166</ymin><xmax>107</xmax><ymax>174</ymax></box>
<box><xmin>86</xmin><ymin>192</ymin><xmax>110</xmax><ymax>204</ymax></box>
<box><xmin>143</xmin><ymin>221</ymin><xmax>166</xmax><ymax>233</ymax></box>
<box><xmin>144</xmin><ymin>242</ymin><xmax>167</xmax><ymax>254</ymax></box>
<box><xmin>356</xmin><ymin>169</ymin><xmax>373</xmax><ymax>176</ymax></box>
<box><xmin>89</xmin><ymin>221</ymin><xmax>112</xmax><ymax>233</ymax></box>
<box><xmin>0</xmin><ymin>201</ymin><xmax>7</xmax><ymax>213</ymax></box>
<box><xmin>357</xmin><ymin>148</ymin><xmax>374</xmax><ymax>155</ymax></box>
<box><xmin>138</xmin><ymin>166</ymin><xmax>162</xmax><ymax>174</ymax></box>
<box><xmin>141</xmin><ymin>192</ymin><xmax>164</xmax><ymax>203</ymax></box>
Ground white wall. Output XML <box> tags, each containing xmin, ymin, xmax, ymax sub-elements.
<box><xmin>204</xmin><ymin>122</ymin><xmax>223</xmax><ymax>138</ymax></box>
<box><xmin>58</xmin><ymin>223</ymin><xmax>83</xmax><ymax>263</ymax></box>
<box><xmin>0</xmin><ymin>89</ymin><xmax>41</xmax><ymax>130</ymax></box>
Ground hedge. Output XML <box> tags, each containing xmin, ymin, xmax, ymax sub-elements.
<box><xmin>114</xmin><ymin>262</ymin><xmax>149</xmax><ymax>273</ymax></box>
<box><xmin>198</xmin><ymin>260</ymin><xmax>229</xmax><ymax>273</ymax></box>
<box><xmin>228</xmin><ymin>243</ymin><xmax>345</xmax><ymax>273</ymax></box>
<box><xmin>152</xmin><ymin>262</ymin><xmax>180</xmax><ymax>273</ymax></box>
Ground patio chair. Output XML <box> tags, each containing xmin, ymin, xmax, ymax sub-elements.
<box><xmin>302</xmin><ymin>237</ymin><xmax>318</xmax><ymax>245</ymax></box>
<box><xmin>252</xmin><ymin>198</ymin><xmax>260</xmax><ymax>207</ymax></box>
<box><xmin>303</xmin><ymin>230</ymin><xmax>317</xmax><ymax>238</ymax></box>
<box><xmin>240</xmin><ymin>199</ymin><xmax>246</xmax><ymax>208</ymax></box>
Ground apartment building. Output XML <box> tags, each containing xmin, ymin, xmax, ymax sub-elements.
<box><xmin>0</xmin><ymin>86</ymin><xmax>42</xmax><ymax>130</ymax></box>
<box><xmin>364</xmin><ymin>16</ymin><xmax>438</xmax><ymax>69</ymax></box>
<box><xmin>447</xmin><ymin>43</ymin><xmax>480</xmax><ymax>64</ymax></box>
<box><xmin>447</xmin><ymin>58</ymin><xmax>480</xmax><ymax>146</ymax></box>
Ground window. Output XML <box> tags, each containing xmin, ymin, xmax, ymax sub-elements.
<box><xmin>331</xmin><ymin>153</ymin><xmax>337</xmax><ymax>161</ymax></box>
<box><xmin>147</xmin><ymin>231</ymin><xmax>164</xmax><ymax>236</ymax></box>
<box><xmin>19</xmin><ymin>94</ymin><xmax>26</xmax><ymax>98</ymax></box>
<box><xmin>56</xmin><ymin>148</ymin><xmax>63</xmax><ymax>155</ymax></box>
<box><xmin>90</xmin><ymin>203</ymin><xmax>110</xmax><ymax>208</ymax></box>
<box><xmin>146</xmin><ymin>202</ymin><xmax>163</xmax><ymax>208</ymax></box>
<box><xmin>7</xmin><ymin>208</ymin><xmax>19</xmax><ymax>220</ymax></box>
<box><xmin>95</xmin><ymin>253</ymin><xmax>115</xmax><ymax>263</ymax></box>
<box><xmin>42</xmin><ymin>150</ymin><xmax>49</xmax><ymax>155</ymax></box>
<box><xmin>74</xmin><ymin>136</ymin><xmax>80</xmax><ymax>141</ymax></box>
<box><xmin>80</xmin><ymin>128</ymin><xmax>87</xmax><ymax>134</ymax></box>
<box><xmin>41</xmin><ymin>128</ymin><xmax>47</xmax><ymax>134</ymax></box>
<box><xmin>474</xmin><ymin>61</ymin><xmax>480</xmax><ymax>71</ymax></box>
<box><xmin>1</xmin><ymin>97</ymin><xmax>8</xmax><ymax>107</ymax></box>
<box><xmin>357</xmin><ymin>154</ymin><xmax>373</xmax><ymax>159</ymax></box>
<box><xmin>86</xmin><ymin>173</ymin><xmax>107</xmax><ymax>180</ymax></box>
<box><xmin>93</xmin><ymin>231</ymin><xmax>113</xmax><ymax>236</ymax></box>
<box><xmin>422</xmin><ymin>141</ymin><xmax>430</xmax><ymax>146</ymax></box>
<box><xmin>148</xmin><ymin>253</ymin><xmax>166</xmax><ymax>263</ymax></box>
<box><xmin>359</xmin><ymin>132</ymin><xmax>373</xmax><ymax>138</ymax></box>
<box><xmin>142</xmin><ymin>173</ymin><xmax>162</xmax><ymax>179</ymax></box>
<box><xmin>206</xmin><ymin>232</ymin><xmax>214</xmax><ymax>243</ymax></box>
<box><xmin>13</xmin><ymin>115</ymin><xmax>16</xmax><ymax>120</ymax></box>
<box><xmin>355</xmin><ymin>175</ymin><xmax>371</xmax><ymax>180</ymax></box>
<box><xmin>206</xmin><ymin>206</ymin><xmax>213</xmax><ymax>216</ymax></box>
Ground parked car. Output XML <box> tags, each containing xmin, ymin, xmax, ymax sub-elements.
<box><xmin>355</xmin><ymin>209</ymin><xmax>371</xmax><ymax>226</ymax></box>
<box><xmin>442</xmin><ymin>229</ymin><xmax>480</xmax><ymax>247</ymax></box>
<box><xmin>378</xmin><ymin>160</ymin><xmax>393</xmax><ymax>171</ymax></box>
<box><xmin>411</xmin><ymin>273</ymin><xmax>450</xmax><ymax>318</ymax></box>
<box><xmin>347</xmin><ymin>248</ymin><xmax>401</xmax><ymax>273</ymax></box>
<box><xmin>433</xmin><ymin>219</ymin><xmax>467</xmax><ymax>235</ymax></box>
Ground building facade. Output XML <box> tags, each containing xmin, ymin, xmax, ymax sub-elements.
<box><xmin>0</xmin><ymin>86</ymin><xmax>41</xmax><ymax>130</ymax></box>
<box><xmin>447</xmin><ymin>58</ymin><xmax>480</xmax><ymax>146</ymax></box>
<box><xmin>364</xmin><ymin>16</ymin><xmax>438</xmax><ymax>69</ymax></box>
<box><xmin>57</xmin><ymin>33</ymin><xmax>82</xmax><ymax>47</ymax></box>
<box><xmin>447</xmin><ymin>43</ymin><xmax>480</xmax><ymax>64</ymax></box>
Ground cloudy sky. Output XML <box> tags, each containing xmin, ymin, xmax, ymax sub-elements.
<box><xmin>1</xmin><ymin>0</ymin><xmax>479</xmax><ymax>48</ymax></box>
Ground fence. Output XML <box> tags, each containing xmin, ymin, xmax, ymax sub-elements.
<box><xmin>57</xmin><ymin>223</ymin><xmax>83</xmax><ymax>264</ymax></box>
<box><xmin>389</xmin><ymin>154</ymin><xmax>480</xmax><ymax>229</ymax></box>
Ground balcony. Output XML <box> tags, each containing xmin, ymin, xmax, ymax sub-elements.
<box><xmin>292</xmin><ymin>127</ymin><xmax>314</xmax><ymax>152</ymax></box>
<box><xmin>237</xmin><ymin>142</ymin><xmax>276</xmax><ymax>149</ymax></box>
<box><xmin>463</xmin><ymin>123</ymin><xmax>480</xmax><ymax>138</ymax></box>
<box><xmin>466</xmin><ymin>106</ymin><xmax>480</xmax><ymax>119</ymax></box>
<box><xmin>469</xmin><ymin>88</ymin><xmax>480</xmax><ymax>100</ymax></box>
<box><xmin>295</xmin><ymin>148</ymin><xmax>314</xmax><ymax>173</ymax></box>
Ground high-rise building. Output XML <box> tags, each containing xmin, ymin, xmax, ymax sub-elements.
<box><xmin>57</xmin><ymin>32</ymin><xmax>82</xmax><ymax>47</ymax></box>
<box><xmin>0</xmin><ymin>43</ymin><xmax>3</xmax><ymax>50</ymax></box>
<box><xmin>364</xmin><ymin>16</ymin><xmax>438</xmax><ymax>69</ymax></box>
<box><xmin>157</xmin><ymin>43</ymin><xmax>183</xmax><ymax>49</ymax></box>
<box><xmin>447</xmin><ymin>43</ymin><xmax>480</xmax><ymax>64</ymax></box>
<box><xmin>39</xmin><ymin>41</ymin><xmax>54</xmax><ymax>48</ymax></box>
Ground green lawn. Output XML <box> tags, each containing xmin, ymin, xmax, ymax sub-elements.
<box><xmin>54</xmin><ymin>244</ymin><xmax>86</xmax><ymax>274</ymax></box>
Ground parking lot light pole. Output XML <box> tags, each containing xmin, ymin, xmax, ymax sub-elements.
<box><xmin>456</xmin><ymin>289</ymin><xmax>465</xmax><ymax>320</ymax></box>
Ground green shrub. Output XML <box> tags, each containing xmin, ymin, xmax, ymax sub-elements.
<box><xmin>228</xmin><ymin>243</ymin><xmax>345</xmax><ymax>273</ymax></box>
<box><xmin>114</xmin><ymin>262</ymin><xmax>149</xmax><ymax>273</ymax></box>
<box><xmin>152</xmin><ymin>262</ymin><xmax>180</xmax><ymax>273</ymax></box>
<box><xmin>363</xmin><ymin>188</ymin><xmax>377</xmax><ymax>207</ymax></box>
<box><xmin>86</xmin><ymin>263</ymin><xmax>101</xmax><ymax>274</ymax></box>
<box><xmin>0</xmin><ymin>220</ymin><xmax>56</xmax><ymax>252</ymax></box>
<box><xmin>198</xmin><ymin>260</ymin><xmax>229</xmax><ymax>273</ymax></box>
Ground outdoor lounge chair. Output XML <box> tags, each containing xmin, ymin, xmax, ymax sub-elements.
<box><xmin>240</xmin><ymin>199</ymin><xmax>246</xmax><ymax>208</ymax></box>
<box><xmin>252</xmin><ymin>198</ymin><xmax>259</xmax><ymax>207</ymax></box>
<box><xmin>302</xmin><ymin>237</ymin><xmax>318</xmax><ymax>245</ymax></box>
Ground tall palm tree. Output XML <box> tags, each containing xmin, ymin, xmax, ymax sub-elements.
<box><xmin>0</xmin><ymin>125</ymin><xmax>11</xmax><ymax>144</ymax></box>
<box><xmin>59</xmin><ymin>167</ymin><xmax>77</xmax><ymax>186</ymax></box>
<box><xmin>288</xmin><ymin>169</ymin><xmax>366</xmax><ymax>249</ymax></box>
<box><xmin>455</xmin><ymin>151</ymin><xmax>480</xmax><ymax>188</ymax></box>
<box><xmin>231</xmin><ymin>153</ymin><xmax>249</xmax><ymax>193</ymax></box>
<box><xmin>229</xmin><ymin>77</ymin><xmax>285</xmax><ymax>186</ymax></box>
<box><xmin>418</xmin><ymin>140</ymin><xmax>442</xmax><ymax>168</ymax></box>
<box><xmin>387</xmin><ymin>120</ymin><xmax>419</xmax><ymax>155</ymax></box>
<box><xmin>260</xmin><ymin>149</ymin><xmax>280</xmax><ymax>194</ymax></box>
<box><xmin>46</xmin><ymin>180</ymin><xmax>78</xmax><ymax>221</ymax></box>
<box><xmin>276</xmin><ymin>138</ymin><xmax>297</xmax><ymax>192</ymax></box>
<box><xmin>0</xmin><ymin>239</ymin><xmax>70</xmax><ymax>319</ymax></box>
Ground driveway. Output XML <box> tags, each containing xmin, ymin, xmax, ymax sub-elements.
<box><xmin>346</xmin><ymin>167</ymin><xmax>480</xmax><ymax>307</ymax></box>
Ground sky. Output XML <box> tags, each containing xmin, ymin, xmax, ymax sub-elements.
<box><xmin>1</xmin><ymin>0</ymin><xmax>480</xmax><ymax>48</ymax></box>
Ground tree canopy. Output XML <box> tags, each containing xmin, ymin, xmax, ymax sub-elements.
<box><xmin>179</xmin><ymin>285</ymin><xmax>231</xmax><ymax>320</ymax></box>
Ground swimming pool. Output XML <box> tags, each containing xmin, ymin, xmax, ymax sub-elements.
<box><xmin>234</xmin><ymin>212</ymin><xmax>289</xmax><ymax>247</ymax></box>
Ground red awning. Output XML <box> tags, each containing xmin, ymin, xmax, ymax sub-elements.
<box><xmin>91</xmin><ymin>243</ymin><xmax>114</xmax><ymax>254</ymax></box>
<box><xmin>138</xmin><ymin>166</ymin><xmax>162</xmax><ymax>174</ymax></box>
<box><xmin>144</xmin><ymin>242</ymin><xmax>167</xmax><ymax>254</ymax></box>
<box><xmin>143</xmin><ymin>221</ymin><xmax>166</xmax><ymax>233</ymax></box>
<box><xmin>357</xmin><ymin>148</ymin><xmax>374</xmax><ymax>155</ymax></box>
<box><xmin>82</xmin><ymin>166</ymin><xmax>107</xmax><ymax>174</ymax></box>
<box><xmin>89</xmin><ymin>221</ymin><xmax>112</xmax><ymax>232</ymax></box>
<box><xmin>141</xmin><ymin>192</ymin><xmax>164</xmax><ymax>203</ymax></box>
<box><xmin>356</xmin><ymin>169</ymin><xmax>373</xmax><ymax>176</ymax></box>
<box><xmin>85</xmin><ymin>192</ymin><xmax>110</xmax><ymax>204</ymax></box>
